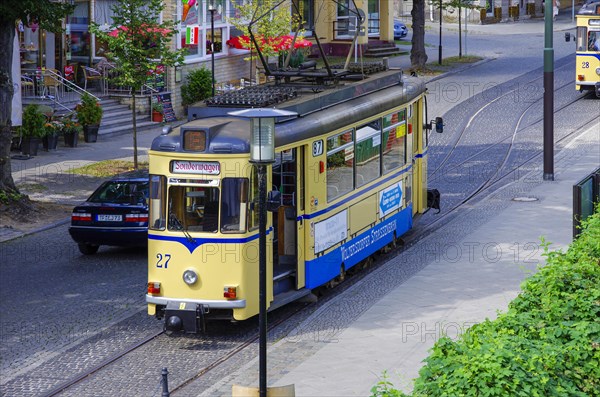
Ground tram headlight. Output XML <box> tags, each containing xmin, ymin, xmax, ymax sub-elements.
<box><xmin>182</xmin><ymin>269</ymin><xmax>199</xmax><ymax>285</ymax></box>
<box><xmin>596</xmin><ymin>67</ymin><xmax>600</xmax><ymax>76</ymax></box>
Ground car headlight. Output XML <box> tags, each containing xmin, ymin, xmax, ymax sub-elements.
<box><xmin>183</xmin><ymin>269</ymin><xmax>198</xmax><ymax>285</ymax></box>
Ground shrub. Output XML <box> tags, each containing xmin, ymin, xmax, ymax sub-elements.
<box><xmin>180</xmin><ymin>67</ymin><xmax>213</xmax><ymax>107</ymax></box>
<box><xmin>372</xmin><ymin>208</ymin><xmax>600</xmax><ymax>397</ymax></box>
<box><xmin>75</xmin><ymin>93</ymin><xmax>103</xmax><ymax>126</ymax></box>
<box><xmin>21</xmin><ymin>105</ymin><xmax>46</xmax><ymax>138</ymax></box>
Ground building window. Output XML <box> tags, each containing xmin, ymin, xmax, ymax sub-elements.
<box><xmin>292</xmin><ymin>0</ymin><xmax>314</xmax><ymax>35</ymax></box>
<box><xmin>179</xmin><ymin>0</ymin><xmax>226</xmax><ymax>60</ymax></box>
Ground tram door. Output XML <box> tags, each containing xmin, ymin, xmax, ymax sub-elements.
<box><xmin>272</xmin><ymin>147</ymin><xmax>305</xmax><ymax>294</ymax></box>
<box><xmin>410</xmin><ymin>101</ymin><xmax>424</xmax><ymax>215</ymax></box>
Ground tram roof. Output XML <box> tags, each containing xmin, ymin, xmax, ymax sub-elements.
<box><xmin>152</xmin><ymin>71</ymin><xmax>425</xmax><ymax>155</ymax></box>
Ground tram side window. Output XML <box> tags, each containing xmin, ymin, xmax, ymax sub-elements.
<box><xmin>149</xmin><ymin>175</ymin><xmax>167</xmax><ymax>230</ymax></box>
<box><xmin>168</xmin><ymin>186</ymin><xmax>220</xmax><ymax>233</ymax></box>
<box><xmin>589</xmin><ymin>30</ymin><xmax>600</xmax><ymax>51</ymax></box>
<box><xmin>382</xmin><ymin>110</ymin><xmax>407</xmax><ymax>174</ymax></box>
<box><xmin>355</xmin><ymin>119</ymin><xmax>382</xmax><ymax>187</ymax></box>
<box><xmin>577</xmin><ymin>26</ymin><xmax>587</xmax><ymax>51</ymax></box>
<box><xmin>327</xmin><ymin>129</ymin><xmax>354</xmax><ymax>201</ymax></box>
<box><xmin>221</xmin><ymin>178</ymin><xmax>249</xmax><ymax>233</ymax></box>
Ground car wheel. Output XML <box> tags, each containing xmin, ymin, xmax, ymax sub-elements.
<box><xmin>78</xmin><ymin>243</ymin><xmax>100</xmax><ymax>255</ymax></box>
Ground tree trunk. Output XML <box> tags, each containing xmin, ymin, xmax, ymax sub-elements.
<box><xmin>410</xmin><ymin>0</ymin><xmax>428</xmax><ymax>69</ymax></box>
<box><xmin>0</xmin><ymin>21</ymin><xmax>19</xmax><ymax>196</ymax></box>
<box><xmin>132</xmin><ymin>93</ymin><xmax>138</xmax><ymax>169</ymax></box>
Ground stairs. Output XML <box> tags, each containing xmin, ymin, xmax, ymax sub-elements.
<box><xmin>98</xmin><ymin>97</ymin><xmax>157</xmax><ymax>136</ymax></box>
<box><xmin>364</xmin><ymin>42</ymin><xmax>403</xmax><ymax>58</ymax></box>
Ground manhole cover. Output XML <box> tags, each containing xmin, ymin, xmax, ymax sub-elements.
<box><xmin>512</xmin><ymin>196</ymin><xmax>539</xmax><ymax>202</ymax></box>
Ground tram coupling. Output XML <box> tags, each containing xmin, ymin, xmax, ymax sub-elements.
<box><xmin>164</xmin><ymin>301</ymin><xmax>208</xmax><ymax>333</ymax></box>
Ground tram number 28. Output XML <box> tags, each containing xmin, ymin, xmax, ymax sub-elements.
<box><xmin>156</xmin><ymin>253</ymin><xmax>171</xmax><ymax>268</ymax></box>
<box><xmin>581</xmin><ymin>61</ymin><xmax>590</xmax><ymax>68</ymax></box>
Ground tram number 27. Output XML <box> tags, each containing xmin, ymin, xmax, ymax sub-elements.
<box><xmin>581</xmin><ymin>61</ymin><xmax>590</xmax><ymax>68</ymax></box>
<box><xmin>156</xmin><ymin>253</ymin><xmax>171</xmax><ymax>268</ymax></box>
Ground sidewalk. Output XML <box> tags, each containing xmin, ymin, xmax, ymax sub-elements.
<box><xmin>198</xmin><ymin>123</ymin><xmax>599</xmax><ymax>396</ymax></box>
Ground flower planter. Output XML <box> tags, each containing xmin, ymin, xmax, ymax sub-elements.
<box><xmin>21</xmin><ymin>137</ymin><xmax>41</xmax><ymax>156</ymax></box>
<box><xmin>43</xmin><ymin>134</ymin><xmax>59</xmax><ymax>151</ymax></box>
<box><xmin>152</xmin><ymin>111</ymin><xmax>163</xmax><ymax>123</ymax></box>
<box><xmin>64</xmin><ymin>131</ymin><xmax>79</xmax><ymax>147</ymax></box>
<box><xmin>83</xmin><ymin>125</ymin><xmax>99</xmax><ymax>143</ymax></box>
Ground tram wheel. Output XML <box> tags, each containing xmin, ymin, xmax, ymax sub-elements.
<box><xmin>327</xmin><ymin>265</ymin><xmax>346</xmax><ymax>288</ymax></box>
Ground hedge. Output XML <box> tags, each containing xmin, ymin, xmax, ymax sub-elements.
<box><xmin>372</xmin><ymin>208</ymin><xmax>600</xmax><ymax>397</ymax></box>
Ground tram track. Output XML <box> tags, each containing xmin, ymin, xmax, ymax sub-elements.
<box><xmin>415</xmin><ymin>93</ymin><xmax>598</xmax><ymax>243</ymax></box>
<box><xmin>41</xmin><ymin>301</ymin><xmax>310</xmax><ymax>396</ymax></box>
<box><xmin>428</xmin><ymin>60</ymin><xmax>574</xmax><ymax>180</ymax></box>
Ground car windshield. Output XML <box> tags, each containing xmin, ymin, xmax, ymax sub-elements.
<box><xmin>89</xmin><ymin>181</ymin><xmax>149</xmax><ymax>204</ymax></box>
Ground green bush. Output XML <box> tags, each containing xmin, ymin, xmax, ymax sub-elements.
<box><xmin>372</xmin><ymin>208</ymin><xmax>600</xmax><ymax>397</ymax></box>
<box><xmin>180</xmin><ymin>67</ymin><xmax>213</xmax><ymax>107</ymax></box>
<box><xmin>21</xmin><ymin>105</ymin><xmax>46</xmax><ymax>138</ymax></box>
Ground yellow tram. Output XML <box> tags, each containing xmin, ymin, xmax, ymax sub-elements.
<box><xmin>574</xmin><ymin>0</ymin><xmax>600</xmax><ymax>96</ymax></box>
<box><xmin>146</xmin><ymin>69</ymin><xmax>442</xmax><ymax>332</ymax></box>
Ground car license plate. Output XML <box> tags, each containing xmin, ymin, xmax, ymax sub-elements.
<box><xmin>97</xmin><ymin>214</ymin><xmax>122</xmax><ymax>222</ymax></box>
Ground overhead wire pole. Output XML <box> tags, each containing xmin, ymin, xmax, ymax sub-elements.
<box><xmin>439</xmin><ymin>0</ymin><xmax>443</xmax><ymax>64</ymax></box>
<box><xmin>543</xmin><ymin>0</ymin><xmax>555</xmax><ymax>180</ymax></box>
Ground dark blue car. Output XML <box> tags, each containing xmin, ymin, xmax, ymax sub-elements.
<box><xmin>394</xmin><ymin>19</ymin><xmax>408</xmax><ymax>40</ymax></box>
<box><xmin>69</xmin><ymin>170</ymin><xmax>149</xmax><ymax>254</ymax></box>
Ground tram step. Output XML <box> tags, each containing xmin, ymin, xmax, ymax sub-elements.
<box><xmin>274</xmin><ymin>273</ymin><xmax>295</xmax><ymax>295</ymax></box>
<box><xmin>270</xmin><ymin>288</ymin><xmax>312</xmax><ymax>312</ymax></box>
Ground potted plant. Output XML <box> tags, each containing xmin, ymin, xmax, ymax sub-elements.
<box><xmin>63</xmin><ymin>118</ymin><xmax>82</xmax><ymax>147</ymax></box>
<box><xmin>75</xmin><ymin>93</ymin><xmax>103</xmax><ymax>143</ymax></box>
<box><xmin>42</xmin><ymin>119</ymin><xmax>62</xmax><ymax>151</ymax></box>
<box><xmin>21</xmin><ymin>105</ymin><xmax>46</xmax><ymax>156</ymax></box>
<box><xmin>151</xmin><ymin>102</ymin><xmax>164</xmax><ymax>122</ymax></box>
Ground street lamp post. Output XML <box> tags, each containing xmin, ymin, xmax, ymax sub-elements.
<box><xmin>439</xmin><ymin>0</ymin><xmax>443</xmax><ymax>64</ymax></box>
<box><xmin>228</xmin><ymin>108</ymin><xmax>298</xmax><ymax>397</ymax></box>
<box><xmin>208</xmin><ymin>0</ymin><xmax>216</xmax><ymax>97</ymax></box>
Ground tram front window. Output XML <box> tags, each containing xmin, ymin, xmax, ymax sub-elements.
<box><xmin>167</xmin><ymin>178</ymin><xmax>249</xmax><ymax>234</ymax></box>
<box><xmin>168</xmin><ymin>186</ymin><xmax>220</xmax><ymax>233</ymax></box>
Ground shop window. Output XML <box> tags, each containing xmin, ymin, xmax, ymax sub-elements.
<box><xmin>180</xmin><ymin>0</ymin><xmax>226</xmax><ymax>59</ymax></box>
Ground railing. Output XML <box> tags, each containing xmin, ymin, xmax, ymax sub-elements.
<box><xmin>103</xmin><ymin>62</ymin><xmax>169</xmax><ymax>97</ymax></box>
<box><xmin>573</xmin><ymin>167</ymin><xmax>600</xmax><ymax>238</ymax></box>
<box><xmin>21</xmin><ymin>68</ymin><xmax>100</xmax><ymax>113</ymax></box>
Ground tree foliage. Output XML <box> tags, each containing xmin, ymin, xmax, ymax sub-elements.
<box><xmin>0</xmin><ymin>0</ymin><xmax>73</xmax><ymax>204</ymax></box>
<box><xmin>90</xmin><ymin>0</ymin><xmax>185</xmax><ymax>169</ymax></box>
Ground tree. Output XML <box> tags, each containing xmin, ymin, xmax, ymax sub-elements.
<box><xmin>0</xmin><ymin>0</ymin><xmax>73</xmax><ymax>206</ymax></box>
<box><xmin>445</xmin><ymin>0</ymin><xmax>479</xmax><ymax>58</ymax></box>
<box><xmin>90</xmin><ymin>0</ymin><xmax>185</xmax><ymax>169</ymax></box>
<box><xmin>410</xmin><ymin>0</ymin><xmax>428</xmax><ymax>69</ymax></box>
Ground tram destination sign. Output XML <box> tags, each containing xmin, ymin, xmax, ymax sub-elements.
<box><xmin>379</xmin><ymin>182</ymin><xmax>402</xmax><ymax>218</ymax></box>
<box><xmin>171</xmin><ymin>160</ymin><xmax>220</xmax><ymax>175</ymax></box>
